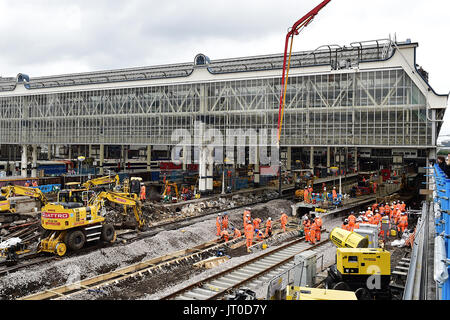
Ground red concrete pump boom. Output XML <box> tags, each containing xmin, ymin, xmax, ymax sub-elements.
<box><xmin>277</xmin><ymin>0</ymin><xmax>332</xmax><ymax>143</ymax></box>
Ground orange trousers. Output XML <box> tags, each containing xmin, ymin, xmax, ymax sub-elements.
<box><xmin>315</xmin><ymin>228</ymin><xmax>321</xmax><ymax>241</ymax></box>
<box><xmin>304</xmin><ymin>228</ymin><xmax>310</xmax><ymax>242</ymax></box>
<box><xmin>216</xmin><ymin>225</ymin><xmax>221</xmax><ymax>236</ymax></box>
<box><xmin>309</xmin><ymin>229</ymin><xmax>316</xmax><ymax>244</ymax></box>
<box><xmin>246</xmin><ymin>237</ymin><xmax>253</xmax><ymax>249</ymax></box>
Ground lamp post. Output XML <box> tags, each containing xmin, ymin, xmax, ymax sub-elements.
<box><xmin>77</xmin><ymin>156</ymin><xmax>85</xmax><ymax>184</ymax></box>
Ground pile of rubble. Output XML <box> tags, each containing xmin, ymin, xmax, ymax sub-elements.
<box><xmin>178</xmin><ymin>190</ymin><xmax>280</xmax><ymax>217</ymax></box>
<box><xmin>0</xmin><ymin>218</ymin><xmax>41</xmax><ymax>261</ymax></box>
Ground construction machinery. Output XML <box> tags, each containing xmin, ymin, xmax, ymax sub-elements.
<box><xmin>0</xmin><ymin>185</ymin><xmax>49</xmax><ymax>213</ymax></box>
<box><xmin>38</xmin><ymin>191</ymin><xmax>146</xmax><ymax>256</ymax></box>
<box><xmin>57</xmin><ymin>175</ymin><xmax>121</xmax><ymax>204</ymax></box>
<box><xmin>162</xmin><ymin>181</ymin><xmax>179</xmax><ymax>203</ymax></box>
<box><xmin>286</xmin><ymin>285</ymin><xmax>357</xmax><ymax>300</ymax></box>
<box><xmin>329</xmin><ymin>227</ymin><xmax>369</xmax><ymax>248</ymax></box>
<box><xmin>81</xmin><ymin>174</ymin><xmax>120</xmax><ymax>191</ymax></box>
<box><xmin>326</xmin><ymin>227</ymin><xmax>392</xmax><ymax>299</ymax></box>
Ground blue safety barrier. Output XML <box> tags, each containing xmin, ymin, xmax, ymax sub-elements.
<box><xmin>432</xmin><ymin>164</ymin><xmax>450</xmax><ymax>300</ymax></box>
<box><xmin>31</xmin><ymin>184</ymin><xmax>61</xmax><ymax>193</ymax></box>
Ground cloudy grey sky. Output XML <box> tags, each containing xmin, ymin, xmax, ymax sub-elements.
<box><xmin>1</xmin><ymin>0</ymin><xmax>449</xmax><ymax>133</ymax></box>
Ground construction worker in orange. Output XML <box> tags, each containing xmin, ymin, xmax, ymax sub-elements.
<box><xmin>332</xmin><ymin>187</ymin><xmax>337</xmax><ymax>201</ymax></box>
<box><xmin>265</xmin><ymin>217</ymin><xmax>273</xmax><ymax>237</ymax></box>
<box><xmin>400</xmin><ymin>201</ymin><xmax>406</xmax><ymax>212</ymax></box>
<box><xmin>371</xmin><ymin>202</ymin><xmax>378</xmax><ymax>213</ymax></box>
<box><xmin>314</xmin><ymin>215</ymin><xmax>322</xmax><ymax>241</ymax></box>
<box><xmin>373</xmin><ymin>209</ymin><xmax>382</xmax><ymax>226</ymax></box>
<box><xmin>222</xmin><ymin>212</ymin><xmax>229</xmax><ymax>230</ymax></box>
<box><xmin>309</xmin><ymin>219</ymin><xmax>316</xmax><ymax>245</ymax></box>
<box><xmin>384</xmin><ymin>203</ymin><xmax>391</xmax><ymax>217</ymax></box>
<box><xmin>255</xmin><ymin>229</ymin><xmax>264</xmax><ymax>241</ymax></box>
<box><xmin>380</xmin><ymin>214</ymin><xmax>390</xmax><ymax>241</ymax></box>
<box><xmin>303</xmin><ymin>187</ymin><xmax>310</xmax><ymax>204</ymax></box>
<box><xmin>347</xmin><ymin>212</ymin><xmax>356</xmax><ymax>231</ymax></box>
<box><xmin>245</xmin><ymin>220</ymin><xmax>254</xmax><ymax>252</ymax></box>
<box><xmin>341</xmin><ymin>218</ymin><xmax>349</xmax><ymax>231</ymax></box>
<box><xmin>373</xmin><ymin>181</ymin><xmax>377</xmax><ymax>194</ymax></box>
<box><xmin>216</xmin><ymin>213</ymin><xmax>222</xmax><ymax>236</ymax></box>
<box><xmin>280</xmin><ymin>212</ymin><xmax>288</xmax><ymax>232</ymax></box>
<box><xmin>243</xmin><ymin>208</ymin><xmax>251</xmax><ymax>226</ymax></box>
<box><xmin>32</xmin><ymin>180</ymin><xmax>38</xmax><ymax>187</ymax></box>
<box><xmin>140</xmin><ymin>183</ymin><xmax>146</xmax><ymax>201</ymax></box>
<box><xmin>302</xmin><ymin>215</ymin><xmax>311</xmax><ymax>242</ymax></box>
<box><xmin>231</xmin><ymin>227</ymin><xmax>241</xmax><ymax>239</ymax></box>
<box><xmin>220</xmin><ymin>229</ymin><xmax>230</xmax><ymax>242</ymax></box>
<box><xmin>253</xmin><ymin>217</ymin><xmax>262</xmax><ymax>231</ymax></box>
<box><xmin>379</xmin><ymin>204</ymin><xmax>385</xmax><ymax>215</ymax></box>
<box><xmin>354</xmin><ymin>217</ymin><xmax>362</xmax><ymax>229</ymax></box>
<box><xmin>397</xmin><ymin>212</ymin><xmax>408</xmax><ymax>233</ymax></box>
<box><xmin>243</xmin><ymin>213</ymin><xmax>251</xmax><ymax>229</ymax></box>
<box><xmin>365</xmin><ymin>206</ymin><xmax>372</xmax><ymax>217</ymax></box>
<box><xmin>394</xmin><ymin>208</ymin><xmax>402</xmax><ymax>226</ymax></box>
<box><xmin>24</xmin><ymin>180</ymin><xmax>30</xmax><ymax>187</ymax></box>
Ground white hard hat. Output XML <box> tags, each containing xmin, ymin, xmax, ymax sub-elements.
<box><xmin>268</xmin><ymin>217</ymin><xmax>272</xmax><ymax>221</ymax></box>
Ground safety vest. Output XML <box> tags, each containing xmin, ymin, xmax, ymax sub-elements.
<box><xmin>253</xmin><ymin>218</ymin><xmax>261</xmax><ymax>230</ymax></box>
<box><xmin>314</xmin><ymin>217</ymin><xmax>322</xmax><ymax>228</ymax></box>
<box><xmin>222</xmin><ymin>216</ymin><xmax>229</xmax><ymax>228</ymax></box>
<box><xmin>332</xmin><ymin>190</ymin><xmax>337</xmax><ymax>199</ymax></box>
<box><xmin>220</xmin><ymin>230</ymin><xmax>229</xmax><ymax>241</ymax></box>
<box><xmin>245</xmin><ymin>223</ymin><xmax>254</xmax><ymax>238</ymax></box>
<box><xmin>348</xmin><ymin>215</ymin><xmax>356</xmax><ymax>224</ymax></box>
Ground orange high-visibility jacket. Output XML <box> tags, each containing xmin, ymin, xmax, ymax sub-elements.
<box><xmin>245</xmin><ymin>223</ymin><xmax>254</xmax><ymax>238</ymax></box>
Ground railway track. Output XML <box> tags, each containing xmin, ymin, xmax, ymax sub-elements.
<box><xmin>162</xmin><ymin>234</ymin><xmax>330</xmax><ymax>300</ymax></box>
<box><xmin>0</xmin><ymin>192</ymin><xmax>285</xmax><ymax>275</ymax></box>
<box><xmin>19</xmin><ymin>225</ymin><xmax>305</xmax><ymax>300</ymax></box>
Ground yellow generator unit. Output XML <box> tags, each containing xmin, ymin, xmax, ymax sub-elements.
<box><xmin>327</xmin><ymin>247</ymin><xmax>391</xmax><ymax>300</ymax></box>
<box><xmin>329</xmin><ymin>227</ymin><xmax>369</xmax><ymax>248</ymax></box>
<box><xmin>286</xmin><ymin>285</ymin><xmax>357</xmax><ymax>300</ymax></box>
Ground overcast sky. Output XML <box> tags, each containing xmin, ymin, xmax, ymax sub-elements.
<box><xmin>1</xmin><ymin>0</ymin><xmax>449</xmax><ymax>134</ymax></box>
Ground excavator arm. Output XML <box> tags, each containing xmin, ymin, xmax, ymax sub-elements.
<box><xmin>82</xmin><ymin>175</ymin><xmax>120</xmax><ymax>190</ymax></box>
<box><xmin>95</xmin><ymin>191</ymin><xmax>146</xmax><ymax>230</ymax></box>
<box><xmin>0</xmin><ymin>185</ymin><xmax>48</xmax><ymax>206</ymax></box>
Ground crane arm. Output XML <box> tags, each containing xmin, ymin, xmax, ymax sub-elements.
<box><xmin>277</xmin><ymin>0</ymin><xmax>332</xmax><ymax>143</ymax></box>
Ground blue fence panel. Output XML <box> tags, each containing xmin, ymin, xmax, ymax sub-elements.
<box><xmin>433</xmin><ymin>164</ymin><xmax>450</xmax><ymax>300</ymax></box>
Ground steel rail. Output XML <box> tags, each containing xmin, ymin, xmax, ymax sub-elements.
<box><xmin>162</xmin><ymin>232</ymin><xmax>329</xmax><ymax>300</ymax></box>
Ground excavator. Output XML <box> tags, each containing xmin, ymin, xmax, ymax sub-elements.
<box><xmin>162</xmin><ymin>180</ymin><xmax>179</xmax><ymax>203</ymax></box>
<box><xmin>38</xmin><ymin>191</ymin><xmax>146</xmax><ymax>256</ymax></box>
<box><xmin>0</xmin><ymin>185</ymin><xmax>49</xmax><ymax>214</ymax></box>
<box><xmin>57</xmin><ymin>175</ymin><xmax>120</xmax><ymax>204</ymax></box>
